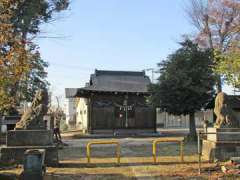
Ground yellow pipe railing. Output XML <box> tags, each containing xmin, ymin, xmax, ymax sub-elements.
<box><xmin>86</xmin><ymin>140</ymin><xmax>120</xmax><ymax>164</ymax></box>
<box><xmin>152</xmin><ymin>137</ymin><xmax>185</xmax><ymax>163</ymax></box>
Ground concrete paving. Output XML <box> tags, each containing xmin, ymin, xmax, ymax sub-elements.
<box><xmin>59</xmin><ymin>137</ymin><xmax>197</xmax><ymax>160</ymax></box>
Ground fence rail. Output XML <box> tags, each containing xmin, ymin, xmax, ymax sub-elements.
<box><xmin>152</xmin><ymin>137</ymin><xmax>185</xmax><ymax>163</ymax></box>
<box><xmin>86</xmin><ymin>140</ymin><xmax>121</xmax><ymax>165</ymax></box>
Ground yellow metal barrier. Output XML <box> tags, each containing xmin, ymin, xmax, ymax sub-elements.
<box><xmin>152</xmin><ymin>137</ymin><xmax>184</xmax><ymax>163</ymax></box>
<box><xmin>86</xmin><ymin>140</ymin><xmax>120</xmax><ymax>164</ymax></box>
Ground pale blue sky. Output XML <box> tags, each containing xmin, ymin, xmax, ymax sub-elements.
<box><xmin>36</xmin><ymin>0</ymin><xmax>231</xmax><ymax>104</ymax></box>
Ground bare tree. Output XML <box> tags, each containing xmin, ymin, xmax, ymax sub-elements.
<box><xmin>186</xmin><ymin>0</ymin><xmax>240</xmax><ymax>92</ymax></box>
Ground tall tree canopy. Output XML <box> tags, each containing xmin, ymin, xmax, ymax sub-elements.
<box><xmin>186</xmin><ymin>0</ymin><xmax>240</xmax><ymax>92</ymax></box>
<box><xmin>11</xmin><ymin>0</ymin><xmax>69</xmax><ymax>39</ymax></box>
<box><xmin>0</xmin><ymin>0</ymin><xmax>29</xmax><ymax>113</ymax></box>
<box><xmin>0</xmin><ymin>0</ymin><xmax>69</xmax><ymax>114</ymax></box>
<box><xmin>150</xmin><ymin>40</ymin><xmax>216</xmax><ymax>139</ymax></box>
<box><xmin>214</xmin><ymin>43</ymin><xmax>240</xmax><ymax>90</ymax></box>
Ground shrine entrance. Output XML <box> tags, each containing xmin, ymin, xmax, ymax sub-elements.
<box><xmin>90</xmin><ymin>94</ymin><xmax>155</xmax><ymax>132</ymax></box>
<box><xmin>114</xmin><ymin>96</ymin><xmax>135</xmax><ymax>129</ymax></box>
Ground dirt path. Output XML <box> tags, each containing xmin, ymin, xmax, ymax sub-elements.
<box><xmin>52</xmin><ymin>138</ymin><xmax>226</xmax><ymax>179</ymax></box>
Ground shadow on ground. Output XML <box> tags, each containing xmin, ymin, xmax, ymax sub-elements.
<box><xmin>44</xmin><ymin>173</ymin><xmax>207</xmax><ymax>180</ymax></box>
<box><xmin>59</xmin><ymin>159</ymin><xmax>205</xmax><ymax>168</ymax></box>
<box><xmin>0</xmin><ymin>173</ymin><xmax>18</xmax><ymax>180</ymax></box>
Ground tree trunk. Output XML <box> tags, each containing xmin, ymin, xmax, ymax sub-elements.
<box><xmin>189</xmin><ymin>112</ymin><xmax>197</xmax><ymax>141</ymax></box>
<box><xmin>205</xmin><ymin>15</ymin><xmax>222</xmax><ymax>93</ymax></box>
<box><xmin>0</xmin><ymin>115</ymin><xmax>2</xmax><ymax>143</ymax></box>
<box><xmin>216</xmin><ymin>75</ymin><xmax>222</xmax><ymax>93</ymax></box>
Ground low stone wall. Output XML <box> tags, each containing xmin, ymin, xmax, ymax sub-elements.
<box><xmin>202</xmin><ymin>140</ymin><xmax>240</xmax><ymax>161</ymax></box>
<box><xmin>0</xmin><ymin>130</ymin><xmax>58</xmax><ymax>166</ymax></box>
<box><xmin>7</xmin><ymin>130</ymin><xmax>53</xmax><ymax>146</ymax></box>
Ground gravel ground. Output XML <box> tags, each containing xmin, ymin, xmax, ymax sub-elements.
<box><xmin>50</xmin><ymin>137</ymin><xmax>228</xmax><ymax>179</ymax></box>
<box><xmin>0</xmin><ymin>137</ymin><xmax>236</xmax><ymax>179</ymax></box>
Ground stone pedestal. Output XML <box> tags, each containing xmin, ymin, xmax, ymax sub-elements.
<box><xmin>202</xmin><ymin>128</ymin><xmax>240</xmax><ymax>162</ymax></box>
<box><xmin>0</xmin><ymin>130</ymin><xmax>58</xmax><ymax>166</ymax></box>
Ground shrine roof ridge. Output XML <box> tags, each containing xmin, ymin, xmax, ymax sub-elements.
<box><xmin>95</xmin><ymin>69</ymin><xmax>146</xmax><ymax>77</ymax></box>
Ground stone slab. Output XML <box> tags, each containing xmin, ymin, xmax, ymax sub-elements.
<box><xmin>207</xmin><ymin>128</ymin><xmax>240</xmax><ymax>142</ymax></box>
<box><xmin>7</xmin><ymin>130</ymin><xmax>53</xmax><ymax>146</ymax></box>
<box><xmin>0</xmin><ymin>145</ymin><xmax>58</xmax><ymax>166</ymax></box>
<box><xmin>202</xmin><ymin>139</ymin><xmax>240</xmax><ymax>162</ymax></box>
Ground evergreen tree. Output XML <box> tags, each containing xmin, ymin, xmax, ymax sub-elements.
<box><xmin>150</xmin><ymin>40</ymin><xmax>216</xmax><ymax>140</ymax></box>
<box><xmin>0</xmin><ymin>0</ymin><xmax>69</xmax><ymax>114</ymax></box>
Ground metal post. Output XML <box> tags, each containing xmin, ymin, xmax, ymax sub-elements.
<box><xmin>153</xmin><ymin>141</ymin><xmax>157</xmax><ymax>163</ymax></box>
<box><xmin>116</xmin><ymin>143</ymin><xmax>120</xmax><ymax>164</ymax></box>
<box><xmin>125</xmin><ymin>106</ymin><xmax>128</xmax><ymax>128</ymax></box>
<box><xmin>180</xmin><ymin>141</ymin><xmax>184</xmax><ymax>162</ymax></box>
<box><xmin>87</xmin><ymin>144</ymin><xmax>90</xmax><ymax>164</ymax></box>
<box><xmin>198</xmin><ymin>131</ymin><xmax>201</xmax><ymax>175</ymax></box>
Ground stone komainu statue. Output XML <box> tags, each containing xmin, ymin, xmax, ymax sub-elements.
<box><xmin>214</xmin><ymin>92</ymin><xmax>239</xmax><ymax>128</ymax></box>
<box><xmin>15</xmin><ymin>89</ymin><xmax>49</xmax><ymax>130</ymax></box>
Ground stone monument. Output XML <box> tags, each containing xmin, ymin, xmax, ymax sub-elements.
<box><xmin>0</xmin><ymin>89</ymin><xmax>58</xmax><ymax>166</ymax></box>
<box><xmin>202</xmin><ymin>92</ymin><xmax>240</xmax><ymax>161</ymax></box>
<box><xmin>15</xmin><ymin>89</ymin><xmax>48</xmax><ymax>130</ymax></box>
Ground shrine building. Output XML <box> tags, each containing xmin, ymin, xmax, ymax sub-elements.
<box><xmin>65</xmin><ymin>69</ymin><xmax>156</xmax><ymax>134</ymax></box>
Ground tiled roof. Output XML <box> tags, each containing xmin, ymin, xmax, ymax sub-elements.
<box><xmin>65</xmin><ymin>70</ymin><xmax>151</xmax><ymax>97</ymax></box>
